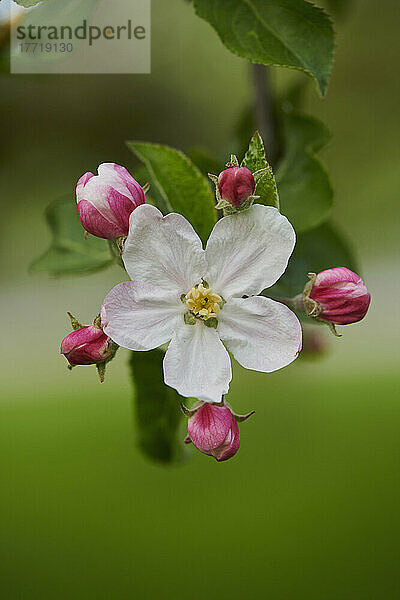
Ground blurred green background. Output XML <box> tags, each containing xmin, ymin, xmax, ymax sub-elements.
<box><xmin>1</xmin><ymin>0</ymin><xmax>399</xmax><ymax>598</ymax></box>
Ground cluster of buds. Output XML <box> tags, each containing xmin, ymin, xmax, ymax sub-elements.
<box><xmin>63</xmin><ymin>162</ymin><xmax>144</xmax><ymax>379</ymax></box>
<box><xmin>182</xmin><ymin>400</ymin><xmax>254</xmax><ymax>462</ymax></box>
<box><xmin>207</xmin><ymin>159</ymin><xmax>371</xmax><ymax>340</ymax></box>
<box><xmin>60</xmin><ymin>313</ymin><xmax>118</xmax><ymax>382</ymax></box>
<box><xmin>76</xmin><ymin>162</ymin><xmax>146</xmax><ymax>240</ymax></box>
<box><xmin>62</xmin><ymin>151</ymin><xmax>372</xmax><ymax>464</ymax></box>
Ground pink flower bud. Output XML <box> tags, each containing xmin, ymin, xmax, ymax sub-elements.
<box><xmin>187</xmin><ymin>403</ymin><xmax>240</xmax><ymax>462</ymax></box>
<box><xmin>308</xmin><ymin>267</ymin><xmax>371</xmax><ymax>325</ymax></box>
<box><xmin>218</xmin><ymin>166</ymin><xmax>256</xmax><ymax>208</ymax></box>
<box><xmin>60</xmin><ymin>325</ymin><xmax>112</xmax><ymax>366</ymax></box>
<box><xmin>76</xmin><ymin>162</ymin><xmax>145</xmax><ymax>239</ymax></box>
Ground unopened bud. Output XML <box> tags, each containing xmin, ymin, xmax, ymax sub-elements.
<box><xmin>218</xmin><ymin>166</ymin><xmax>256</xmax><ymax>208</ymax></box>
<box><xmin>186</xmin><ymin>402</ymin><xmax>241</xmax><ymax>462</ymax></box>
<box><xmin>61</xmin><ymin>323</ymin><xmax>112</xmax><ymax>366</ymax></box>
<box><xmin>76</xmin><ymin>162</ymin><xmax>145</xmax><ymax>239</ymax></box>
<box><xmin>304</xmin><ymin>267</ymin><xmax>371</xmax><ymax>326</ymax></box>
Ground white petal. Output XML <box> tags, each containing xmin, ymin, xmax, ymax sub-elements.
<box><xmin>218</xmin><ymin>296</ymin><xmax>302</xmax><ymax>372</ymax></box>
<box><xmin>102</xmin><ymin>281</ymin><xmax>183</xmax><ymax>351</ymax></box>
<box><xmin>123</xmin><ymin>205</ymin><xmax>207</xmax><ymax>294</ymax></box>
<box><xmin>163</xmin><ymin>321</ymin><xmax>232</xmax><ymax>402</ymax></box>
<box><xmin>205</xmin><ymin>204</ymin><xmax>296</xmax><ymax>298</ymax></box>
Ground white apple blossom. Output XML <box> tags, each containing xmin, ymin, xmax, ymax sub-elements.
<box><xmin>101</xmin><ymin>204</ymin><xmax>302</xmax><ymax>402</ymax></box>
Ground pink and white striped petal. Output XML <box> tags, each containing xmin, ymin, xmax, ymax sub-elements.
<box><xmin>76</xmin><ymin>171</ymin><xmax>95</xmax><ymax>200</ymax></box>
<box><xmin>212</xmin><ymin>419</ymin><xmax>240</xmax><ymax>462</ymax></box>
<box><xmin>309</xmin><ymin>267</ymin><xmax>371</xmax><ymax>325</ymax></box>
<box><xmin>188</xmin><ymin>403</ymin><xmax>240</xmax><ymax>462</ymax></box>
<box><xmin>76</xmin><ymin>163</ymin><xmax>145</xmax><ymax>239</ymax></box>
<box><xmin>188</xmin><ymin>404</ymin><xmax>233</xmax><ymax>451</ymax></box>
<box><xmin>77</xmin><ymin>198</ymin><xmax>126</xmax><ymax>239</ymax></box>
<box><xmin>97</xmin><ymin>163</ymin><xmax>145</xmax><ymax>206</ymax></box>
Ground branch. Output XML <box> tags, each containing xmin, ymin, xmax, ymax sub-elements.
<box><xmin>251</xmin><ymin>64</ymin><xmax>278</xmax><ymax>165</ymax></box>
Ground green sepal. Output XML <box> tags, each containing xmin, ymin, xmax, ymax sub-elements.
<box><xmin>96</xmin><ymin>341</ymin><xmax>119</xmax><ymax>383</ymax></box>
<box><xmin>96</xmin><ymin>362</ymin><xmax>107</xmax><ymax>384</ymax></box>
<box><xmin>221</xmin><ymin>195</ymin><xmax>256</xmax><ymax>216</ymax></box>
<box><xmin>218</xmin><ymin>297</ymin><xmax>226</xmax><ymax>309</ymax></box>
<box><xmin>208</xmin><ymin>173</ymin><xmax>219</xmax><ymax>185</ymax></box>
<box><xmin>204</xmin><ymin>318</ymin><xmax>218</xmax><ymax>329</ymax></box>
<box><xmin>93</xmin><ymin>314</ymin><xmax>102</xmax><ymax>329</ymax></box>
<box><xmin>184</xmin><ymin>312</ymin><xmax>197</xmax><ymax>325</ymax></box>
<box><xmin>215</xmin><ymin>198</ymin><xmax>232</xmax><ymax>211</ymax></box>
<box><xmin>227</xmin><ymin>154</ymin><xmax>239</xmax><ymax>167</ymax></box>
<box><xmin>67</xmin><ymin>312</ymin><xmax>83</xmax><ymax>331</ymax></box>
<box><xmin>233</xmin><ymin>410</ymin><xmax>256</xmax><ymax>423</ymax></box>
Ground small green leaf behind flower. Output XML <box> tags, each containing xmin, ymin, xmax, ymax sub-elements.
<box><xmin>129</xmin><ymin>349</ymin><xmax>188</xmax><ymax>464</ymax></box>
<box><xmin>132</xmin><ymin>164</ymin><xmax>170</xmax><ymax>215</ymax></box>
<box><xmin>242</xmin><ymin>131</ymin><xmax>279</xmax><ymax>209</ymax></box>
<box><xmin>188</xmin><ymin>147</ymin><xmax>223</xmax><ymax>181</ymax></box>
<box><xmin>127</xmin><ymin>141</ymin><xmax>216</xmax><ymax>245</ymax></box>
<box><xmin>276</xmin><ymin>110</ymin><xmax>333</xmax><ymax>233</ymax></box>
<box><xmin>30</xmin><ymin>195</ymin><xmax>113</xmax><ymax>277</ymax></box>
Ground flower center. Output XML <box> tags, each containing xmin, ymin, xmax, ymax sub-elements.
<box><xmin>185</xmin><ymin>283</ymin><xmax>223</xmax><ymax>321</ymax></box>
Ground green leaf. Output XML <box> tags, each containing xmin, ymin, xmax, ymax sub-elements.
<box><xmin>127</xmin><ymin>142</ymin><xmax>216</xmax><ymax>244</ymax></box>
<box><xmin>130</xmin><ymin>349</ymin><xmax>186</xmax><ymax>464</ymax></box>
<box><xmin>267</xmin><ymin>221</ymin><xmax>358</xmax><ymax>299</ymax></box>
<box><xmin>30</xmin><ymin>195</ymin><xmax>113</xmax><ymax>276</ymax></box>
<box><xmin>193</xmin><ymin>0</ymin><xmax>335</xmax><ymax>96</ymax></box>
<box><xmin>277</xmin><ymin>110</ymin><xmax>333</xmax><ymax>232</ymax></box>
<box><xmin>242</xmin><ymin>131</ymin><xmax>279</xmax><ymax>208</ymax></box>
<box><xmin>132</xmin><ymin>164</ymin><xmax>170</xmax><ymax>215</ymax></box>
<box><xmin>188</xmin><ymin>147</ymin><xmax>223</xmax><ymax>179</ymax></box>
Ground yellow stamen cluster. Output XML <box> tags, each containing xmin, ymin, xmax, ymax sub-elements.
<box><xmin>185</xmin><ymin>284</ymin><xmax>222</xmax><ymax>321</ymax></box>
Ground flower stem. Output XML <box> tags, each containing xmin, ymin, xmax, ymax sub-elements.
<box><xmin>270</xmin><ymin>295</ymin><xmax>305</xmax><ymax>312</ymax></box>
<box><xmin>251</xmin><ymin>64</ymin><xmax>278</xmax><ymax>165</ymax></box>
